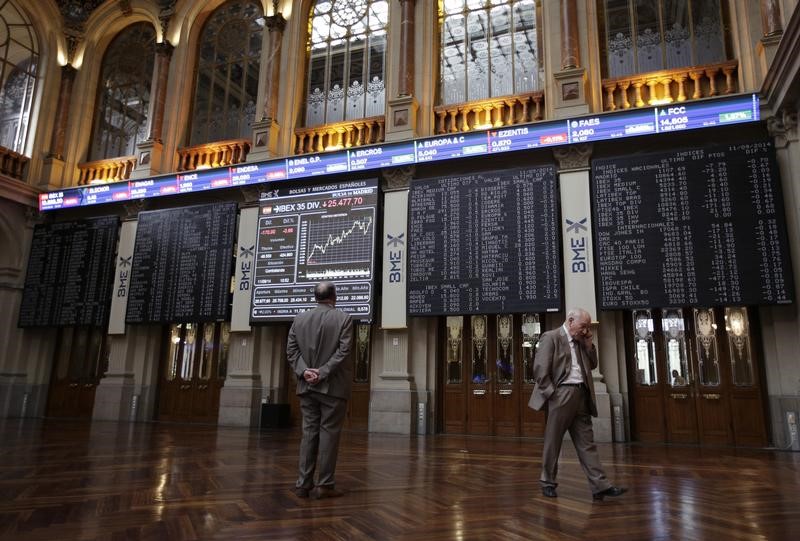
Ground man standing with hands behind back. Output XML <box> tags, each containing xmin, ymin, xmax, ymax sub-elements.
<box><xmin>529</xmin><ymin>308</ymin><xmax>627</xmax><ymax>501</ymax></box>
<box><xmin>287</xmin><ymin>281</ymin><xmax>353</xmax><ymax>499</ymax></box>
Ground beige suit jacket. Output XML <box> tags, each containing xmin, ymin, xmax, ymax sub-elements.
<box><xmin>528</xmin><ymin>326</ymin><xmax>598</xmax><ymax>417</ymax></box>
<box><xmin>287</xmin><ymin>303</ymin><xmax>353</xmax><ymax>400</ymax></box>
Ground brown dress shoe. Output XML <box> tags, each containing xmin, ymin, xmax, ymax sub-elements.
<box><xmin>293</xmin><ymin>487</ymin><xmax>310</xmax><ymax>498</ymax></box>
<box><xmin>311</xmin><ymin>486</ymin><xmax>344</xmax><ymax>499</ymax></box>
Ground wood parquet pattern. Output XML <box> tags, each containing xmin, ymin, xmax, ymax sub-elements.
<box><xmin>0</xmin><ymin>420</ymin><xmax>798</xmax><ymax>540</ymax></box>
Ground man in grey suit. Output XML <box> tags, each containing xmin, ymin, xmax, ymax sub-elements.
<box><xmin>529</xmin><ymin>308</ymin><xmax>627</xmax><ymax>501</ymax></box>
<box><xmin>287</xmin><ymin>281</ymin><xmax>353</xmax><ymax>499</ymax></box>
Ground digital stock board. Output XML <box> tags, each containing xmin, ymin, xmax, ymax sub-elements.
<box><xmin>125</xmin><ymin>202</ymin><xmax>237</xmax><ymax>324</ymax></box>
<box><xmin>593</xmin><ymin>141</ymin><xmax>795</xmax><ymax>309</ymax></box>
<box><xmin>407</xmin><ymin>166</ymin><xmax>561</xmax><ymax>315</ymax></box>
<box><xmin>18</xmin><ymin>216</ymin><xmax>119</xmax><ymax>327</ymax></box>
<box><xmin>39</xmin><ymin>94</ymin><xmax>760</xmax><ymax>211</ymax></box>
<box><xmin>250</xmin><ymin>179</ymin><xmax>378</xmax><ymax>321</ymax></box>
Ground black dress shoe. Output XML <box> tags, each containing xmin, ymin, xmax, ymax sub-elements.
<box><xmin>542</xmin><ymin>486</ymin><xmax>557</xmax><ymax>498</ymax></box>
<box><xmin>592</xmin><ymin>486</ymin><xmax>627</xmax><ymax>501</ymax></box>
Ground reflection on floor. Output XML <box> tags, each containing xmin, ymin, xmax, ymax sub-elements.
<box><xmin>0</xmin><ymin>419</ymin><xmax>798</xmax><ymax>540</ymax></box>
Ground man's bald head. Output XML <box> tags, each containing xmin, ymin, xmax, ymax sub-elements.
<box><xmin>314</xmin><ymin>281</ymin><xmax>337</xmax><ymax>305</ymax></box>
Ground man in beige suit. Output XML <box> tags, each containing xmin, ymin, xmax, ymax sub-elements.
<box><xmin>529</xmin><ymin>308</ymin><xmax>627</xmax><ymax>501</ymax></box>
<box><xmin>287</xmin><ymin>281</ymin><xmax>353</xmax><ymax>499</ymax></box>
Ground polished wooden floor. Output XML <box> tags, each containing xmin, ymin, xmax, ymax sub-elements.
<box><xmin>0</xmin><ymin>420</ymin><xmax>798</xmax><ymax>540</ymax></box>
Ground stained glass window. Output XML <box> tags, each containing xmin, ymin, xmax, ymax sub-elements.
<box><xmin>305</xmin><ymin>0</ymin><xmax>388</xmax><ymax>126</ymax></box>
<box><xmin>0</xmin><ymin>0</ymin><xmax>38</xmax><ymax>154</ymax></box>
<box><xmin>440</xmin><ymin>0</ymin><xmax>541</xmax><ymax>106</ymax></box>
<box><xmin>89</xmin><ymin>23</ymin><xmax>155</xmax><ymax>160</ymax></box>
<box><xmin>190</xmin><ymin>0</ymin><xmax>263</xmax><ymax>145</ymax></box>
<box><xmin>601</xmin><ymin>0</ymin><xmax>727</xmax><ymax>78</ymax></box>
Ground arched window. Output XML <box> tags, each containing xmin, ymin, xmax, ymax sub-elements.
<box><xmin>600</xmin><ymin>0</ymin><xmax>727</xmax><ymax>79</ymax></box>
<box><xmin>189</xmin><ymin>0</ymin><xmax>263</xmax><ymax>145</ymax></box>
<box><xmin>440</xmin><ymin>0</ymin><xmax>541</xmax><ymax>106</ymax></box>
<box><xmin>89</xmin><ymin>23</ymin><xmax>155</xmax><ymax>160</ymax></box>
<box><xmin>305</xmin><ymin>0</ymin><xmax>388</xmax><ymax>127</ymax></box>
<box><xmin>0</xmin><ymin>0</ymin><xmax>39</xmax><ymax>154</ymax></box>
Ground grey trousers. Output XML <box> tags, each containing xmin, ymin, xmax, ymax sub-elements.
<box><xmin>540</xmin><ymin>385</ymin><xmax>611</xmax><ymax>494</ymax></box>
<box><xmin>296</xmin><ymin>391</ymin><xmax>348</xmax><ymax>489</ymax></box>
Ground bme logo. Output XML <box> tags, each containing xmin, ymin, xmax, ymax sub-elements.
<box><xmin>387</xmin><ymin>234</ymin><xmax>404</xmax><ymax>283</ymax></box>
<box><xmin>565</xmin><ymin>217</ymin><xmax>588</xmax><ymax>273</ymax></box>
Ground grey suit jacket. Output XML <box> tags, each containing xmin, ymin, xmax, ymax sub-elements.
<box><xmin>287</xmin><ymin>303</ymin><xmax>354</xmax><ymax>400</ymax></box>
<box><xmin>528</xmin><ymin>326</ymin><xmax>599</xmax><ymax>417</ymax></box>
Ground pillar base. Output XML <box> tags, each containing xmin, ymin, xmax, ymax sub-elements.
<box><xmin>553</xmin><ymin>67</ymin><xmax>589</xmax><ymax>118</ymax></box>
<box><xmin>368</xmin><ymin>389</ymin><xmax>418</xmax><ymax>434</ymax></box>
<box><xmin>40</xmin><ymin>156</ymin><xmax>66</xmax><ymax>190</ymax></box>
<box><xmin>131</xmin><ymin>140</ymin><xmax>166</xmax><ymax>179</ymax></box>
<box><xmin>248</xmin><ymin>119</ymin><xmax>281</xmax><ymax>161</ymax></box>
<box><xmin>218</xmin><ymin>374</ymin><xmax>262</xmax><ymax>427</ymax></box>
<box><xmin>93</xmin><ymin>374</ymin><xmax>137</xmax><ymax>421</ymax></box>
<box><xmin>385</xmin><ymin>96</ymin><xmax>419</xmax><ymax>142</ymax></box>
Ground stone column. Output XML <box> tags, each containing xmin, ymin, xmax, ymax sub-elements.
<box><xmin>764</xmin><ymin>108</ymin><xmax>800</xmax><ymax>448</ymax></box>
<box><xmin>551</xmin><ymin>0</ymin><xmax>588</xmax><ymax>117</ymax></box>
<box><xmin>760</xmin><ymin>0</ymin><xmax>783</xmax><ymax>36</ymax></box>
<box><xmin>41</xmin><ymin>65</ymin><xmax>77</xmax><ymax>188</ymax></box>
<box><xmin>369</xmin><ymin>167</ymin><xmax>417</xmax><ymax>434</ymax></box>
<box><xmin>249</xmin><ymin>5</ymin><xmax>286</xmax><ymax>161</ymax></box>
<box><xmin>560</xmin><ymin>0</ymin><xmax>579</xmax><ymax>70</ymax></box>
<box><xmin>132</xmin><ymin>42</ymin><xmax>174</xmax><ymax>179</ymax></box>
<box><xmin>553</xmin><ymin>144</ymin><xmax>614</xmax><ymax>442</ymax></box>
<box><xmin>218</xmin><ymin>204</ymin><xmax>262</xmax><ymax>427</ymax></box>
<box><xmin>386</xmin><ymin>0</ymin><xmax>418</xmax><ymax>141</ymax></box>
<box><xmin>758</xmin><ymin>0</ymin><xmax>784</xmax><ymax>68</ymax></box>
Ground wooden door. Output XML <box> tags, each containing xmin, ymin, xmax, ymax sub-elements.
<box><xmin>345</xmin><ymin>322</ymin><xmax>372</xmax><ymax>430</ymax></box>
<box><xmin>157</xmin><ymin>322</ymin><xmax>228</xmax><ymax>423</ymax></box>
<box><xmin>520</xmin><ymin>314</ymin><xmax>545</xmax><ymax>437</ymax></box>
<box><xmin>46</xmin><ymin>326</ymin><xmax>108</xmax><ymax>418</ymax></box>
<box><xmin>629</xmin><ymin>307</ymin><xmax>768</xmax><ymax>447</ymax></box>
<box><xmin>442</xmin><ymin>314</ymin><xmax>544</xmax><ymax>437</ymax></box>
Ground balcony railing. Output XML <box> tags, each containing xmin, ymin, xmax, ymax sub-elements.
<box><xmin>433</xmin><ymin>91</ymin><xmax>545</xmax><ymax>135</ymax></box>
<box><xmin>77</xmin><ymin>156</ymin><xmax>136</xmax><ymax>185</ymax></box>
<box><xmin>177</xmin><ymin>139</ymin><xmax>251</xmax><ymax>171</ymax></box>
<box><xmin>0</xmin><ymin>146</ymin><xmax>29</xmax><ymax>182</ymax></box>
<box><xmin>602</xmin><ymin>60</ymin><xmax>739</xmax><ymax>111</ymax></box>
<box><xmin>294</xmin><ymin>116</ymin><xmax>385</xmax><ymax>155</ymax></box>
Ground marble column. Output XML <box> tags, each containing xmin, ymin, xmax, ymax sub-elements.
<box><xmin>554</xmin><ymin>144</ymin><xmax>614</xmax><ymax>442</ymax></box>
<box><xmin>132</xmin><ymin>42</ymin><xmax>174</xmax><ymax>179</ymax></box>
<box><xmin>758</xmin><ymin>0</ymin><xmax>784</xmax><ymax>69</ymax></box>
<box><xmin>249</xmin><ymin>7</ymin><xmax>286</xmax><ymax>161</ymax></box>
<box><xmin>560</xmin><ymin>0</ymin><xmax>580</xmax><ymax>70</ymax></box>
<box><xmin>552</xmin><ymin>0</ymin><xmax>588</xmax><ymax>116</ymax></box>
<box><xmin>386</xmin><ymin>0</ymin><xmax>418</xmax><ymax>141</ymax></box>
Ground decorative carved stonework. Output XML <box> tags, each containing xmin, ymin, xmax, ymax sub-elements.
<box><xmin>118</xmin><ymin>0</ymin><xmax>132</xmax><ymax>16</ymax></box>
<box><xmin>381</xmin><ymin>166</ymin><xmax>414</xmax><ymax>191</ymax></box>
<box><xmin>122</xmin><ymin>199</ymin><xmax>146</xmax><ymax>221</ymax></box>
<box><xmin>157</xmin><ymin>0</ymin><xmax>177</xmax><ymax>39</ymax></box>
<box><xmin>24</xmin><ymin>207</ymin><xmax>45</xmax><ymax>228</ymax></box>
<box><xmin>553</xmin><ymin>144</ymin><xmax>593</xmax><ymax>172</ymax></box>
<box><xmin>767</xmin><ymin>108</ymin><xmax>799</xmax><ymax>148</ymax></box>
<box><xmin>57</xmin><ymin>0</ymin><xmax>103</xmax><ymax>63</ymax></box>
<box><xmin>239</xmin><ymin>185</ymin><xmax>262</xmax><ymax>204</ymax></box>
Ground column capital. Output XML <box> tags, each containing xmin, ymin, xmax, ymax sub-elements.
<box><xmin>553</xmin><ymin>143</ymin><xmax>593</xmax><ymax>172</ymax></box>
<box><xmin>767</xmin><ymin>108</ymin><xmax>798</xmax><ymax>148</ymax></box>
<box><xmin>266</xmin><ymin>13</ymin><xmax>287</xmax><ymax>33</ymax></box>
<box><xmin>155</xmin><ymin>40</ymin><xmax>175</xmax><ymax>57</ymax></box>
<box><xmin>381</xmin><ymin>165</ymin><xmax>414</xmax><ymax>191</ymax></box>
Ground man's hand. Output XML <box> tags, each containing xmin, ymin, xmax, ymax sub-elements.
<box><xmin>580</xmin><ymin>329</ymin><xmax>594</xmax><ymax>350</ymax></box>
<box><xmin>303</xmin><ymin>368</ymin><xmax>320</xmax><ymax>385</ymax></box>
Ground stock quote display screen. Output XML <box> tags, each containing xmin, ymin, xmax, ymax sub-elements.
<box><xmin>18</xmin><ymin>216</ymin><xmax>119</xmax><ymax>327</ymax></box>
<box><xmin>593</xmin><ymin>141</ymin><xmax>795</xmax><ymax>309</ymax></box>
<box><xmin>250</xmin><ymin>179</ymin><xmax>378</xmax><ymax>322</ymax></box>
<box><xmin>407</xmin><ymin>165</ymin><xmax>562</xmax><ymax>315</ymax></box>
